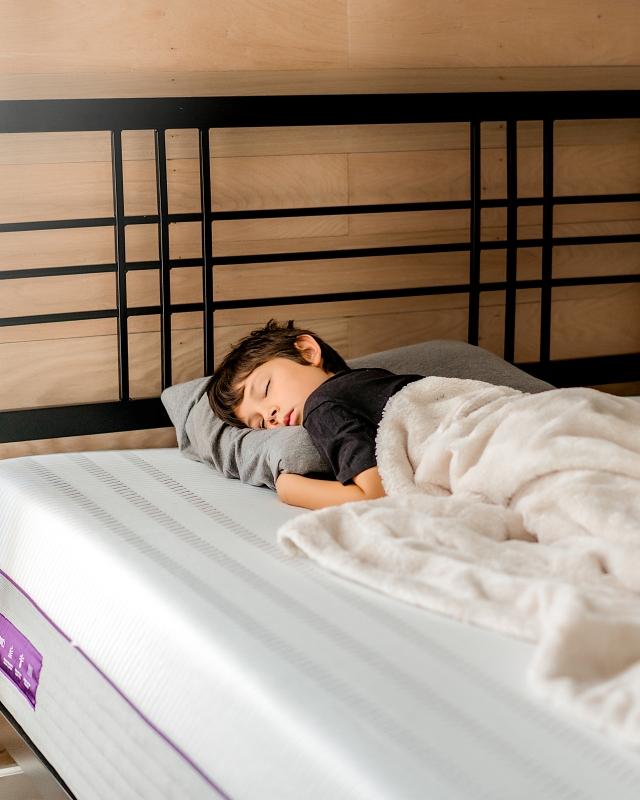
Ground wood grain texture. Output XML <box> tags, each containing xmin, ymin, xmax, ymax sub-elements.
<box><xmin>212</xmin><ymin>154</ymin><xmax>349</xmax><ymax>211</ymax></box>
<box><xmin>0</xmin><ymin>428</ymin><xmax>177</xmax><ymax>461</ymax></box>
<box><xmin>0</xmin><ymin>273</ymin><xmax>116</xmax><ymax>319</ymax></box>
<box><xmin>3</xmin><ymin>68</ymin><xmax>640</xmax><ymax>102</ymax></box>
<box><xmin>0</xmin><ymin>226</ymin><xmax>114</xmax><ymax>271</ymax></box>
<box><xmin>348</xmin><ymin>1</ymin><xmax>640</xmax><ymax>67</ymax></box>
<box><xmin>0</xmin><ymin>161</ymin><xmax>113</xmax><ymax>223</ymax></box>
<box><xmin>0</xmin><ymin>1</ymin><xmax>349</xmax><ymax>73</ymax></box>
<box><xmin>0</xmin><ymin>332</ymin><xmax>120</xmax><ymax>410</ymax></box>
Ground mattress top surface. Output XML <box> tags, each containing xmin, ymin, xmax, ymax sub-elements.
<box><xmin>1</xmin><ymin>448</ymin><xmax>640</xmax><ymax>800</ymax></box>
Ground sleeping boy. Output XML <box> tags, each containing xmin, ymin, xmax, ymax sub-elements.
<box><xmin>207</xmin><ymin>319</ymin><xmax>423</xmax><ymax>510</ymax></box>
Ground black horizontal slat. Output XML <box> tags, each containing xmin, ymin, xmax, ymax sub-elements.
<box><xmin>554</xmin><ymin>192</ymin><xmax>640</xmax><ymax>205</ymax></box>
<box><xmin>2</xmin><ymin>91</ymin><xmax>639</xmax><ymax>134</ymax></box>
<box><xmin>0</xmin><ymin>309</ymin><xmax>117</xmax><ymax>327</ymax></box>
<box><xmin>0</xmin><ymin>399</ymin><xmax>170</xmax><ymax>443</ymax></box>
<box><xmin>211</xmin><ymin>284</ymin><xmax>472</xmax><ymax>310</ymax></box>
<box><xmin>210</xmin><ymin>241</ymin><xmax>471</xmax><ymax>266</ymax></box>
<box><xmin>0</xmin><ymin>264</ymin><xmax>116</xmax><ymax>281</ymax></box>
<box><xmin>209</xmin><ymin>200</ymin><xmax>473</xmax><ymax>220</ymax></box>
<box><xmin>518</xmin><ymin>354</ymin><xmax>640</xmax><ymax>387</ymax></box>
<box><xmin>553</xmin><ymin>233</ymin><xmax>640</xmax><ymax>247</ymax></box>
<box><xmin>0</xmin><ymin>217</ymin><xmax>114</xmax><ymax>234</ymax></box>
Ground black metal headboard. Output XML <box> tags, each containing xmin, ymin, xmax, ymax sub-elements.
<box><xmin>1</xmin><ymin>84</ymin><xmax>639</xmax><ymax>443</ymax></box>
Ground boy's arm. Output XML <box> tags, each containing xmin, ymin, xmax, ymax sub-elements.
<box><xmin>275</xmin><ymin>467</ymin><xmax>385</xmax><ymax>510</ymax></box>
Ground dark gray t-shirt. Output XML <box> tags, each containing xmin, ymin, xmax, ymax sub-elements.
<box><xmin>302</xmin><ymin>368</ymin><xmax>423</xmax><ymax>484</ymax></box>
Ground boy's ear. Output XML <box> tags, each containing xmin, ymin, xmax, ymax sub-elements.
<box><xmin>294</xmin><ymin>334</ymin><xmax>323</xmax><ymax>367</ymax></box>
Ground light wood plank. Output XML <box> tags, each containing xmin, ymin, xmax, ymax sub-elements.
<box><xmin>348</xmin><ymin>1</ymin><xmax>640</xmax><ymax>68</ymax></box>
<box><xmin>0</xmin><ymin>162</ymin><xmax>113</xmax><ymax>223</ymax></box>
<box><xmin>551</xmin><ymin>283</ymin><xmax>640</xmax><ymax>358</ymax></box>
<box><xmin>555</xmin><ymin>142</ymin><xmax>640</xmax><ymax>196</ymax></box>
<box><xmin>0</xmin><ymin>428</ymin><xmax>177</xmax><ymax>461</ymax></box>
<box><xmin>0</xmin><ymin>273</ymin><xmax>116</xmax><ymax>319</ymax></box>
<box><xmin>347</xmin><ymin>304</ymin><xmax>469</xmax><ymax>356</ymax></box>
<box><xmin>0</xmin><ymin>226</ymin><xmax>115</xmax><ymax>271</ymax></box>
<box><xmin>0</xmin><ymin>334</ymin><xmax>119</xmax><ymax>410</ymax></box>
<box><xmin>214</xmin><ymin>252</ymin><xmax>471</xmax><ymax>301</ymax></box>
<box><xmin>0</xmin><ymin>131</ymin><xmax>111</xmax><ymax>165</ymax></box>
<box><xmin>215</xmin><ymin>214</ymin><xmax>350</xmax><ymax>244</ymax></box>
<box><xmin>3</xmin><ymin>67</ymin><xmax>640</xmax><ymax>102</ymax></box>
<box><xmin>211</xmin><ymin>153</ymin><xmax>349</xmax><ymax>211</ymax></box>
<box><xmin>1</xmin><ymin>2</ymin><xmax>349</xmax><ymax>75</ymax></box>
<box><xmin>0</xmin><ymin>315</ymin><xmax>201</xmax><ymax>345</ymax></box>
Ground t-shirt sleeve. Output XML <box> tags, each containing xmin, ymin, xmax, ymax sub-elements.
<box><xmin>303</xmin><ymin>402</ymin><xmax>378</xmax><ymax>485</ymax></box>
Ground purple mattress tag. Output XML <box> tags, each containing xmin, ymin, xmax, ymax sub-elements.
<box><xmin>0</xmin><ymin>614</ymin><xmax>42</xmax><ymax>708</ymax></box>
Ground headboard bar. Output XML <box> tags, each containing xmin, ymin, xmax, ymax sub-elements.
<box><xmin>540</xmin><ymin>119</ymin><xmax>555</xmax><ymax>363</ymax></box>
<box><xmin>504</xmin><ymin>119</ymin><xmax>518</xmax><ymax>363</ymax></box>
<box><xmin>111</xmin><ymin>129</ymin><xmax>130</xmax><ymax>401</ymax></box>
<box><xmin>2</xmin><ymin>90</ymin><xmax>640</xmax><ymax>134</ymax></box>
<box><xmin>198</xmin><ymin>127</ymin><xmax>215</xmax><ymax>376</ymax></box>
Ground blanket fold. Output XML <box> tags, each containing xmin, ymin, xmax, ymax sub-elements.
<box><xmin>278</xmin><ymin>378</ymin><xmax>640</xmax><ymax>745</ymax></box>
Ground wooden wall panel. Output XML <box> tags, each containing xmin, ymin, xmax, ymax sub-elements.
<box><xmin>0</xmin><ymin>132</ymin><xmax>112</xmax><ymax>165</ymax></box>
<box><xmin>550</xmin><ymin>284</ymin><xmax>640</xmax><ymax>359</ymax></box>
<box><xmin>0</xmin><ymin>428</ymin><xmax>177</xmax><ymax>461</ymax></box>
<box><xmin>0</xmin><ymin>274</ymin><xmax>116</xmax><ymax>319</ymax></box>
<box><xmin>348</xmin><ymin>0</ymin><xmax>640</xmax><ymax>67</ymax></box>
<box><xmin>0</xmin><ymin>328</ymin><xmax>119</xmax><ymax>410</ymax></box>
<box><xmin>212</xmin><ymin>154</ymin><xmax>349</xmax><ymax>211</ymax></box>
<box><xmin>0</xmin><ymin>227</ymin><xmax>114</xmax><ymax>271</ymax></box>
<box><xmin>0</xmin><ymin>1</ymin><xmax>349</xmax><ymax>72</ymax></box>
<box><xmin>3</xmin><ymin>2</ymin><xmax>638</xmax><ymax>73</ymax></box>
<box><xmin>0</xmin><ymin>162</ymin><xmax>113</xmax><ymax>223</ymax></box>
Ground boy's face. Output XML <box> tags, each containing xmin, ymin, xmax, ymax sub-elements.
<box><xmin>234</xmin><ymin>336</ymin><xmax>332</xmax><ymax>429</ymax></box>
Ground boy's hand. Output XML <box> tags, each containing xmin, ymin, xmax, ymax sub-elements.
<box><xmin>276</xmin><ymin>467</ymin><xmax>385</xmax><ymax>510</ymax></box>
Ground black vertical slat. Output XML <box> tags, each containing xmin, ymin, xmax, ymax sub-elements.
<box><xmin>540</xmin><ymin>118</ymin><xmax>554</xmax><ymax>362</ymax></box>
<box><xmin>111</xmin><ymin>129</ymin><xmax>130</xmax><ymax>400</ymax></box>
<box><xmin>468</xmin><ymin>120</ymin><xmax>482</xmax><ymax>345</ymax></box>
<box><xmin>504</xmin><ymin>119</ymin><xmax>518</xmax><ymax>362</ymax></box>
<box><xmin>154</xmin><ymin>129</ymin><xmax>172</xmax><ymax>388</ymax></box>
<box><xmin>199</xmin><ymin>128</ymin><xmax>215</xmax><ymax>375</ymax></box>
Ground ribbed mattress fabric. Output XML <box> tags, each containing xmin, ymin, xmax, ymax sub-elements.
<box><xmin>1</xmin><ymin>449</ymin><xmax>640</xmax><ymax>800</ymax></box>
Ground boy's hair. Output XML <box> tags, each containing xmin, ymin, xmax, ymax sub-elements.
<box><xmin>207</xmin><ymin>319</ymin><xmax>349</xmax><ymax>426</ymax></box>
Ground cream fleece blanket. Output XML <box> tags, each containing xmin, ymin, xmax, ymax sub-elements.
<box><xmin>278</xmin><ymin>378</ymin><xmax>640</xmax><ymax>746</ymax></box>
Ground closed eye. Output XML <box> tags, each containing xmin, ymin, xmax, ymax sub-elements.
<box><xmin>258</xmin><ymin>381</ymin><xmax>270</xmax><ymax>428</ymax></box>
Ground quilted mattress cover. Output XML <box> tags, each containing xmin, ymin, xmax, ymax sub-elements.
<box><xmin>1</xmin><ymin>448</ymin><xmax>640</xmax><ymax>800</ymax></box>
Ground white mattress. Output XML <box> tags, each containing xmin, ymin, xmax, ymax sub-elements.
<box><xmin>1</xmin><ymin>448</ymin><xmax>640</xmax><ymax>800</ymax></box>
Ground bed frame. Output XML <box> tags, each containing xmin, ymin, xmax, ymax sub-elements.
<box><xmin>1</xmin><ymin>69</ymin><xmax>639</xmax><ymax>446</ymax></box>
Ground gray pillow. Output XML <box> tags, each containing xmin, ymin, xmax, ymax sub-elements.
<box><xmin>161</xmin><ymin>340</ymin><xmax>553</xmax><ymax>490</ymax></box>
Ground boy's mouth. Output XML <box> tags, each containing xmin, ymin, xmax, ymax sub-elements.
<box><xmin>284</xmin><ymin>409</ymin><xmax>297</xmax><ymax>426</ymax></box>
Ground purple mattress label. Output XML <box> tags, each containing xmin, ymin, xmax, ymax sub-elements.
<box><xmin>0</xmin><ymin>614</ymin><xmax>42</xmax><ymax>708</ymax></box>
